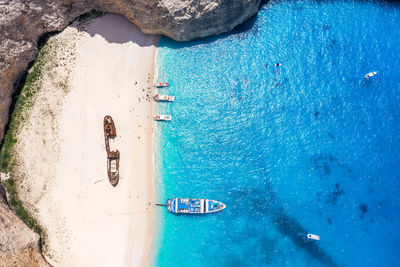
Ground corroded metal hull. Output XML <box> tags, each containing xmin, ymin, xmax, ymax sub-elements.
<box><xmin>104</xmin><ymin>116</ymin><xmax>119</xmax><ymax>186</ymax></box>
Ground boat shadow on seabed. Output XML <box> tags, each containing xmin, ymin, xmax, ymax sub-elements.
<box><xmin>233</xmin><ymin>187</ymin><xmax>338</xmax><ymax>267</ymax></box>
<box><xmin>273</xmin><ymin>210</ymin><xmax>336</xmax><ymax>267</ymax></box>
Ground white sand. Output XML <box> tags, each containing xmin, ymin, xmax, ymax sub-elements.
<box><xmin>15</xmin><ymin>14</ymin><xmax>157</xmax><ymax>266</ymax></box>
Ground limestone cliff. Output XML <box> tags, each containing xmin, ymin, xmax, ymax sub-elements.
<box><xmin>0</xmin><ymin>0</ymin><xmax>260</xmax><ymax>144</ymax></box>
<box><xmin>0</xmin><ymin>0</ymin><xmax>260</xmax><ymax>264</ymax></box>
<box><xmin>0</xmin><ymin>182</ymin><xmax>50</xmax><ymax>266</ymax></box>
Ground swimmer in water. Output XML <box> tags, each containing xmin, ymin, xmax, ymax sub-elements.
<box><xmin>275</xmin><ymin>63</ymin><xmax>282</xmax><ymax>67</ymax></box>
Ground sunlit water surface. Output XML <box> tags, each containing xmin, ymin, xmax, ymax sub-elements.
<box><xmin>154</xmin><ymin>1</ymin><xmax>400</xmax><ymax>266</ymax></box>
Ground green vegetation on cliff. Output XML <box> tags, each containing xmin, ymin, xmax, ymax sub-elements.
<box><xmin>0</xmin><ymin>41</ymin><xmax>54</xmax><ymax>172</ymax></box>
<box><xmin>2</xmin><ymin>177</ymin><xmax>45</xmax><ymax>238</ymax></box>
<box><xmin>0</xmin><ymin>41</ymin><xmax>56</xmax><ymax>246</ymax></box>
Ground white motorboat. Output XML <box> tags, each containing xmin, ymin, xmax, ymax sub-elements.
<box><xmin>154</xmin><ymin>94</ymin><xmax>175</xmax><ymax>102</ymax></box>
<box><xmin>155</xmin><ymin>114</ymin><xmax>172</xmax><ymax>121</ymax></box>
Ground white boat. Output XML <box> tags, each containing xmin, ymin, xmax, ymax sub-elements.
<box><xmin>166</xmin><ymin>198</ymin><xmax>226</xmax><ymax>214</ymax></box>
<box><xmin>154</xmin><ymin>94</ymin><xmax>175</xmax><ymax>102</ymax></box>
<box><xmin>155</xmin><ymin>82</ymin><xmax>169</xmax><ymax>87</ymax></box>
<box><xmin>364</xmin><ymin>71</ymin><xmax>377</xmax><ymax>79</ymax></box>
<box><xmin>155</xmin><ymin>115</ymin><xmax>172</xmax><ymax>121</ymax></box>
<box><xmin>307</xmin><ymin>233</ymin><xmax>320</xmax><ymax>240</ymax></box>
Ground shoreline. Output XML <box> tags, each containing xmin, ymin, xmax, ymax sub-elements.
<box><xmin>139</xmin><ymin>34</ymin><xmax>159</xmax><ymax>267</ymax></box>
<box><xmin>8</xmin><ymin>14</ymin><xmax>159</xmax><ymax>266</ymax></box>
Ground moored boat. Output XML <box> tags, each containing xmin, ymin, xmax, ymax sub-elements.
<box><xmin>167</xmin><ymin>198</ymin><xmax>226</xmax><ymax>214</ymax></box>
<box><xmin>307</xmin><ymin>233</ymin><xmax>320</xmax><ymax>240</ymax></box>
<box><xmin>364</xmin><ymin>71</ymin><xmax>377</xmax><ymax>79</ymax></box>
<box><xmin>154</xmin><ymin>94</ymin><xmax>175</xmax><ymax>102</ymax></box>
<box><xmin>155</xmin><ymin>82</ymin><xmax>169</xmax><ymax>87</ymax></box>
<box><xmin>155</xmin><ymin>114</ymin><xmax>172</xmax><ymax>121</ymax></box>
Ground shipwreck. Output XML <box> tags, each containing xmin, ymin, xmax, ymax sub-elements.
<box><xmin>103</xmin><ymin>115</ymin><xmax>120</xmax><ymax>186</ymax></box>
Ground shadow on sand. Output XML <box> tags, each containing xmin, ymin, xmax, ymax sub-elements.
<box><xmin>71</xmin><ymin>12</ymin><xmax>157</xmax><ymax>47</ymax></box>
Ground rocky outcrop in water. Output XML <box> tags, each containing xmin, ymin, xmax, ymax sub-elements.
<box><xmin>0</xmin><ymin>0</ymin><xmax>261</xmax><ymax>144</ymax></box>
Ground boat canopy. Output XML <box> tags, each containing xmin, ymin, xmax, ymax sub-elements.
<box><xmin>167</xmin><ymin>198</ymin><xmax>226</xmax><ymax>214</ymax></box>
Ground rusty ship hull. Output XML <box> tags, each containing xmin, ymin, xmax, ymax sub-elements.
<box><xmin>104</xmin><ymin>115</ymin><xmax>120</xmax><ymax>186</ymax></box>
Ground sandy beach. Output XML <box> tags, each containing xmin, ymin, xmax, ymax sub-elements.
<box><xmin>13</xmin><ymin>14</ymin><xmax>157</xmax><ymax>266</ymax></box>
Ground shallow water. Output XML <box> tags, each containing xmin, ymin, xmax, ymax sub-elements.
<box><xmin>154</xmin><ymin>1</ymin><xmax>400</xmax><ymax>266</ymax></box>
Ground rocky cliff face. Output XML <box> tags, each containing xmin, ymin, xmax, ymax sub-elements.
<box><xmin>0</xmin><ymin>183</ymin><xmax>51</xmax><ymax>266</ymax></box>
<box><xmin>0</xmin><ymin>0</ymin><xmax>260</xmax><ymax>144</ymax></box>
<box><xmin>0</xmin><ymin>0</ymin><xmax>260</xmax><ymax>264</ymax></box>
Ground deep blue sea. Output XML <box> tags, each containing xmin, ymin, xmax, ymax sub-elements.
<box><xmin>154</xmin><ymin>1</ymin><xmax>400</xmax><ymax>266</ymax></box>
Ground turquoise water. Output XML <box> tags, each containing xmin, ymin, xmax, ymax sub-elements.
<box><xmin>154</xmin><ymin>1</ymin><xmax>400</xmax><ymax>266</ymax></box>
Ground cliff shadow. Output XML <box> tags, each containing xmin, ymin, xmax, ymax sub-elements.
<box><xmin>263</xmin><ymin>0</ymin><xmax>399</xmax><ymax>6</ymax></box>
<box><xmin>158</xmin><ymin>8</ymin><xmax>260</xmax><ymax>49</ymax></box>
<box><xmin>71</xmin><ymin>12</ymin><xmax>157</xmax><ymax>47</ymax></box>
<box><xmin>159</xmin><ymin>0</ymin><xmax>400</xmax><ymax>50</ymax></box>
